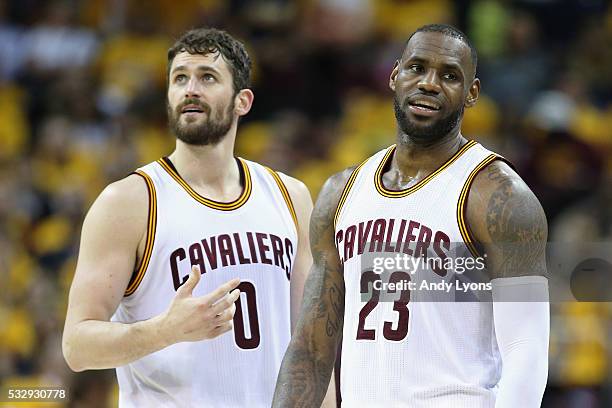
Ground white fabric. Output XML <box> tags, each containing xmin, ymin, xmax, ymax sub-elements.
<box><xmin>336</xmin><ymin>142</ymin><xmax>503</xmax><ymax>407</ymax></box>
<box><xmin>492</xmin><ymin>276</ymin><xmax>549</xmax><ymax>408</ymax></box>
<box><xmin>112</xmin><ymin>158</ymin><xmax>297</xmax><ymax>408</ymax></box>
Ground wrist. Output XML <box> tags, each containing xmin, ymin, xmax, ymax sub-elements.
<box><xmin>149</xmin><ymin>312</ymin><xmax>174</xmax><ymax>349</ymax></box>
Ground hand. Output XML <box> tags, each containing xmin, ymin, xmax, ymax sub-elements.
<box><xmin>160</xmin><ymin>265</ymin><xmax>241</xmax><ymax>344</ymax></box>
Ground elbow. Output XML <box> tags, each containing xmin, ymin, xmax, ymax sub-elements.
<box><xmin>62</xmin><ymin>332</ymin><xmax>86</xmax><ymax>372</ymax></box>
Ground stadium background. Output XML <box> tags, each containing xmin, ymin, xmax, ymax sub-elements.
<box><xmin>0</xmin><ymin>0</ymin><xmax>611</xmax><ymax>406</ymax></box>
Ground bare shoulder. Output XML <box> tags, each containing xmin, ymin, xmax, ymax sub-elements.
<box><xmin>276</xmin><ymin>167</ymin><xmax>357</xmax><ymax>223</ymax></box>
<box><xmin>466</xmin><ymin>160</ymin><xmax>548</xmax><ymax>278</ymax></box>
<box><xmin>309</xmin><ymin>167</ymin><xmax>357</xmax><ymax>251</ymax></box>
<box><xmin>276</xmin><ymin>172</ymin><xmax>312</xmax><ymax>207</ymax></box>
<box><xmin>97</xmin><ymin>173</ymin><xmax>149</xmax><ymax>207</ymax></box>
<box><xmin>83</xmin><ymin>173</ymin><xmax>150</xmax><ymax>240</ymax></box>
<box><xmin>321</xmin><ymin>166</ymin><xmax>359</xmax><ymax>198</ymax></box>
<box><xmin>314</xmin><ymin>166</ymin><xmax>358</xmax><ymax>219</ymax></box>
<box><xmin>467</xmin><ymin>160</ymin><xmax>547</xmax><ymax>243</ymax></box>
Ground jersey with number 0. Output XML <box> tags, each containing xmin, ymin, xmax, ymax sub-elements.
<box><xmin>112</xmin><ymin>156</ymin><xmax>298</xmax><ymax>408</ymax></box>
<box><xmin>335</xmin><ymin>140</ymin><xmax>506</xmax><ymax>408</ymax></box>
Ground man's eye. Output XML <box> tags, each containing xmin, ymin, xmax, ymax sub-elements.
<box><xmin>175</xmin><ymin>74</ymin><xmax>187</xmax><ymax>83</ymax></box>
<box><xmin>443</xmin><ymin>72</ymin><xmax>458</xmax><ymax>81</ymax></box>
<box><xmin>409</xmin><ymin>65</ymin><xmax>423</xmax><ymax>73</ymax></box>
<box><xmin>203</xmin><ymin>74</ymin><xmax>216</xmax><ymax>82</ymax></box>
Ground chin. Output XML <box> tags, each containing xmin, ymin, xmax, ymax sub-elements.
<box><xmin>180</xmin><ymin>117</ymin><xmax>203</xmax><ymax>126</ymax></box>
<box><xmin>179</xmin><ymin>121</ymin><xmax>205</xmax><ymax>132</ymax></box>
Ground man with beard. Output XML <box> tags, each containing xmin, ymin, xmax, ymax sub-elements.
<box><xmin>274</xmin><ymin>24</ymin><xmax>549</xmax><ymax>407</ymax></box>
<box><xmin>62</xmin><ymin>28</ymin><xmax>331</xmax><ymax>407</ymax></box>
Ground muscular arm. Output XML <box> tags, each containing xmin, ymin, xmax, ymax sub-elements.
<box><xmin>467</xmin><ymin>160</ymin><xmax>547</xmax><ymax>279</ymax></box>
<box><xmin>62</xmin><ymin>175</ymin><xmax>239</xmax><ymax>372</ymax></box>
<box><xmin>62</xmin><ymin>175</ymin><xmax>161</xmax><ymax>371</ymax></box>
<box><xmin>467</xmin><ymin>160</ymin><xmax>549</xmax><ymax>408</ymax></box>
<box><xmin>273</xmin><ymin>168</ymin><xmax>355</xmax><ymax>407</ymax></box>
<box><xmin>279</xmin><ymin>173</ymin><xmax>337</xmax><ymax>407</ymax></box>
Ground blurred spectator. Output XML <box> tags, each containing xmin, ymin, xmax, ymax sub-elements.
<box><xmin>479</xmin><ymin>10</ymin><xmax>551</xmax><ymax>120</ymax></box>
<box><xmin>0</xmin><ymin>0</ymin><xmax>25</xmax><ymax>80</ymax></box>
<box><xmin>22</xmin><ymin>2</ymin><xmax>98</xmax><ymax>73</ymax></box>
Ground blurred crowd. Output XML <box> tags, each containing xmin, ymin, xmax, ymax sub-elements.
<box><xmin>0</xmin><ymin>0</ymin><xmax>611</xmax><ymax>406</ymax></box>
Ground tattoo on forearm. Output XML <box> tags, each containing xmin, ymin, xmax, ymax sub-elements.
<box><xmin>273</xmin><ymin>170</ymin><xmax>352</xmax><ymax>407</ymax></box>
<box><xmin>274</xmin><ymin>265</ymin><xmax>344</xmax><ymax>407</ymax></box>
<box><xmin>326</xmin><ymin>282</ymin><xmax>344</xmax><ymax>337</ymax></box>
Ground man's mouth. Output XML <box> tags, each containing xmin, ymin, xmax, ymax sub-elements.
<box><xmin>181</xmin><ymin>104</ymin><xmax>205</xmax><ymax>114</ymax></box>
<box><xmin>407</xmin><ymin>98</ymin><xmax>442</xmax><ymax>116</ymax></box>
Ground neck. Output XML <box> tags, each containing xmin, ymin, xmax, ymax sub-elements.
<box><xmin>393</xmin><ymin>130</ymin><xmax>465</xmax><ymax>176</ymax></box>
<box><xmin>167</xmin><ymin>124</ymin><xmax>238</xmax><ymax>189</ymax></box>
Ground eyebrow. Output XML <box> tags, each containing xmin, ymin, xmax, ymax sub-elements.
<box><xmin>170</xmin><ymin>65</ymin><xmax>222</xmax><ymax>76</ymax></box>
<box><xmin>405</xmin><ymin>56</ymin><xmax>465</xmax><ymax>74</ymax></box>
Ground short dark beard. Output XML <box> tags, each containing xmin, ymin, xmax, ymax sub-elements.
<box><xmin>167</xmin><ymin>98</ymin><xmax>235</xmax><ymax>146</ymax></box>
<box><xmin>393</xmin><ymin>96</ymin><xmax>463</xmax><ymax>146</ymax></box>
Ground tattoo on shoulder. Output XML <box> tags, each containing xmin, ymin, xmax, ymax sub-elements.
<box><xmin>485</xmin><ymin>163</ymin><xmax>547</xmax><ymax>278</ymax></box>
<box><xmin>309</xmin><ymin>167</ymin><xmax>356</xmax><ymax>253</ymax></box>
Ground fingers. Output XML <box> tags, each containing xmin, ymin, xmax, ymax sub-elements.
<box><xmin>176</xmin><ymin>265</ymin><xmax>201</xmax><ymax>297</ymax></box>
<box><xmin>205</xmin><ymin>278</ymin><xmax>241</xmax><ymax>306</ymax></box>
<box><xmin>211</xmin><ymin>289</ymin><xmax>241</xmax><ymax>316</ymax></box>
<box><xmin>214</xmin><ymin>302</ymin><xmax>236</xmax><ymax>323</ymax></box>
<box><xmin>210</xmin><ymin>321</ymin><xmax>233</xmax><ymax>338</ymax></box>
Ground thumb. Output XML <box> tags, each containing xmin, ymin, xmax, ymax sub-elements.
<box><xmin>177</xmin><ymin>265</ymin><xmax>201</xmax><ymax>297</ymax></box>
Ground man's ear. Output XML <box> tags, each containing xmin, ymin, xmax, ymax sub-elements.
<box><xmin>235</xmin><ymin>89</ymin><xmax>254</xmax><ymax>116</ymax></box>
<box><xmin>465</xmin><ymin>78</ymin><xmax>480</xmax><ymax>108</ymax></box>
<box><xmin>389</xmin><ymin>60</ymin><xmax>400</xmax><ymax>91</ymax></box>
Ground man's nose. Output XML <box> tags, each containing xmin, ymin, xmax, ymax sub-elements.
<box><xmin>184</xmin><ymin>76</ymin><xmax>201</xmax><ymax>98</ymax></box>
<box><xmin>417</xmin><ymin>69</ymin><xmax>441</xmax><ymax>94</ymax></box>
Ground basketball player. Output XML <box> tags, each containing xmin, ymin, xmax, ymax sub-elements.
<box><xmin>62</xmin><ymin>28</ymin><xmax>332</xmax><ymax>407</ymax></box>
<box><xmin>273</xmin><ymin>24</ymin><xmax>549</xmax><ymax>407</ymax></box>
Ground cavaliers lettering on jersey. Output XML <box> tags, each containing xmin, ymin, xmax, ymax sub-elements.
<box><xmin>335</xmin><ymin>141</ymin><xmax>508</xmax><ymax>408</ymax></box>
<box><xmin>112</xmin><ymin>157</ymin><xmax>298</xmax><ymax>408</ymax></box>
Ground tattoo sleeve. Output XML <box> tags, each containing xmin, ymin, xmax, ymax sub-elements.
<box><xmin>478</xmin><ymin>162</ymin><xmax>548</xmax><ymax>279</ymax></box>
<box><xmin>273</xmin><ymin>169</ymin><xmax>353</xmax><ymax>407</ymax></box>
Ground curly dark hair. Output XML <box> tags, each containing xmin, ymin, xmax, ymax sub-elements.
<box><xmin>167</xmin><ymin>28</ymin><xmax>251</xmax><ymax>93</ymax></box>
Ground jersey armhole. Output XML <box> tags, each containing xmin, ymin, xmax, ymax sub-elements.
<box><xmin>457</xmin><ymin>154</ymin><xmax>515</xmax><ymax>258</ymax></box>
<box><xmin>264</xmin><ymin>167</ymin><xmax>299</xmax><ymax>234</ymax></box>
<box><xmin>333</xmin><ymin>160</ymin><xmax>368</xmax><ymax>230</ymax></box>
<box><xmin>124</xmin><ymin>170</ymin><xmax>157</xmax><ymax>297</ymax></box>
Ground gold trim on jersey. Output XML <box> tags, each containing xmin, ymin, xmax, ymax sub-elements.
<box><xmin>125</xmin><ymin>170</ymin><xmax>157</xmax><ymax>297</ymax></box>
<box><xmin>264</xmin><ymin>167</ymin><xmax>299</xmax><ymax>232</ymax></box>
<box><xmin>456</xmin><ymin>153</ymin><xmax>499</xmax><ymax>258</ymax></box>
<box><xmin>374</xmin><ymin>140</ymin><xmax>477</xmax><ymax>198</ymax></box>
<box><xmin>157</xmin><ymin>157</ymin><xmax>252</xmax><ymax>211</ymax></box>
<box><xmin>334</xmin><ymin>159</ymin><xmax>368</xmax><ymax>229</ymax></box>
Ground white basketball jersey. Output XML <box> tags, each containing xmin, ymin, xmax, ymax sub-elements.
<box><xmin>335</xmin><ymin>140</ymin><xmax>506</xmax><ymax>408</ymax></box>
<box><xmin>112</xmin><ymin>157</ymin><xmax>298</xmax><ymax>408</ymax></box>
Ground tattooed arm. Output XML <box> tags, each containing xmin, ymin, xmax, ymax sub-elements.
<box><xmin>273</xmin><ymin>168</ymin><xmax>355</xmax><ymax>408</ymax></box>
<box><xmin>467</xmin><ymin>160</ymin><xmax>549</xmax><ymax>408</ymax></box>
<box><xmin>466</xmin><ymin>160</ymin><xmax>547</xmax><ymax>279</ymax></box>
